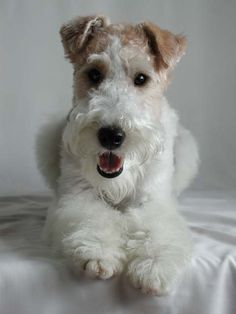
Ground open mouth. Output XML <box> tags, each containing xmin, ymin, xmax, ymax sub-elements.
<box><xmin>97</xmin><ymin>152</ymin><xmax>123</xmax><ymax>178</ymax></box>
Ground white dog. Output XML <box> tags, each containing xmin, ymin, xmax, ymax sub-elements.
<box><xmin>37</xmin><ymin>15</ymin><xmax>199</xmax><ymax>296</ymax></box>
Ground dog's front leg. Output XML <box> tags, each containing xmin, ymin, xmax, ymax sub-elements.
<box><xmin>43</xmin><ymin>191</ymin><xmax>126</xmax><ymax>279</ymax></box>
<box><xmin>125</xmin><ymin>199</ymin><xmax>192</xmax><ymax>295</ymax></box>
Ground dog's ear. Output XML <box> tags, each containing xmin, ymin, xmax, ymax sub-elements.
<box><xmin>60</xmin><ymin>15</ymin><xmax>110</xmax><ymax>63</ymax></box>
<box><xmin>138</xmin><ymin>21</ymin><xmax>186</xmax><ymax>74</ymax></box>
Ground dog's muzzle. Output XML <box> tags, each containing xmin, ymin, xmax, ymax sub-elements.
<box><xmin>97</xmin><ymin>126</ymin><xmax>125</xmax><ymax>178</ymax></box>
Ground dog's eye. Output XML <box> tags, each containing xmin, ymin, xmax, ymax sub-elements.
<box><xmin>87</xmin><ymin>68</ymin><xmax>103</xmax><ymax>84</ymax></box>
<box><xmin>134</xmin><ymin>73</ymin><xmax>148</xmax><ymax>86</ymax></box>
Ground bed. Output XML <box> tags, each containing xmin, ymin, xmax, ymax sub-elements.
<box><xmin>0</xmin><ymin>191</ymin><xmax>235</xmax><ymax>314</ymax></box>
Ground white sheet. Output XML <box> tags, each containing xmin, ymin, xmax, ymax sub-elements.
<box><xmin>0</xmin><ymin>192</ymin><xmax>235</xmax><ymax>314</ymax></box>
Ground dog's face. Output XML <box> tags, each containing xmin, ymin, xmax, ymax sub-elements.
<box><xmin>60</xmin><ymin>15</ymin><xmax>186</xmax><ymax>203</ymax></box>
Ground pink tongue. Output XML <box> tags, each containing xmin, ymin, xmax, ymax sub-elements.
<box><xmin>99</xmin><ymin>152</ymin><xmax>122</xmax><ymax>172</ymax></box>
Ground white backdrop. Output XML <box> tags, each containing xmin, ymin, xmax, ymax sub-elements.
<box><xmin>0</xmin><ymin>0</ymin><xmax>236</xmax><ymax>196</ymax></box>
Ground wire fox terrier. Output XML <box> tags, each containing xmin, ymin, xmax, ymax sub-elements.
<box><xmin>37</xmin><ymin>15</ymin><xmax>199</xmax><ymax>296</ymax></box>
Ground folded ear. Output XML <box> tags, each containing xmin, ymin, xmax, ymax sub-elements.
<box><xmin>60</xmin><ymin>15</ymin><xmax>110</xmax><ymax>63</ymax></box>
<box><xmin>138</xmin><ymin>21</ymin><xmax>186</xmax><ymax>73</ymax></box>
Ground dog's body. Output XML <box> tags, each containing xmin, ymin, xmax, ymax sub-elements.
<box><xmin>37</xmin><ymin>15</ymin><xmax>199</xmax><ymax>295</ymax></box>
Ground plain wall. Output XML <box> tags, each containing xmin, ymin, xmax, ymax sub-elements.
<box><xmin>0</xmin><ymin>0</ymin><xmax>236</xmax><ymax>195</ymax></box>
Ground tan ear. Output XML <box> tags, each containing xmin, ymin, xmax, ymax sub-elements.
<box><xmin>139</xmin><ymin>21</ymin><xmax>186</xmax><ymax>72</ymax></box>
<box><xmin>60</xmin><ymin>15</ymin><xmax>110</xmax><ymax>63</ymax></box>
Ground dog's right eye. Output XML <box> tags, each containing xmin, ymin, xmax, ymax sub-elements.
<box><xmin>87</xmin><ymin>68</ymin><xmax>103</xmax><ymax>84</ymax></box>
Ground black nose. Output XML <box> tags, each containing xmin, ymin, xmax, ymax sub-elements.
<box><xmin>98</xmin><ymin>126</ymin><xmax>125</xmax><ymax>150</ymax></box>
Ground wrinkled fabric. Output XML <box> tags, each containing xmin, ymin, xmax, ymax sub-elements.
<box><xmin>0</xmin><ymin>192</ymin><xmax>235</xmax><ymax>314</ymax></box>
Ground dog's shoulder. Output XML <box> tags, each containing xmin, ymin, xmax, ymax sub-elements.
<box><xmin>35</xmin><ymin>115</ymin><xmax>66</xmax><ymax>190</ymax></box>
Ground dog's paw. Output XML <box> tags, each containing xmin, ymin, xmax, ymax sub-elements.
<box><xmin>62</xmin><ymin>237</ymin><xmax>125</xmax><ymax>279</ymax></box>
<box><xmin>62</xmin><ymin>229</ymin><xmax>126</xmax><ymax>279</ymax></box>
<box><xmin>82</xmin><ymin>258</ymin><xmax>122</xmax><ymax>279</ymax></box>
<box><xmin>127</xmin><ymin>257</ymin><xmax>179</xmax><ymax>296</ymax></box>
<box><xmin>69</xmin><ymin>253</ymin><xmax>124</xmax><ymax>280</ymax></box>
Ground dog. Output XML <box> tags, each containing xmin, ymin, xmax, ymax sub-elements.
<box><xmin>36</xmin><ymin>15</ymin><xmax>199</xmax><ymax>296</ymax></box>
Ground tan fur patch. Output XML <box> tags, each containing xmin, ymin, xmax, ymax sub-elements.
<box><xmin>60</xmin><ymin>15</ymin><xmax>110</xmax><ymax>63</ymax></box>
<box><xmin>60</xmin><ymin>15</ymin><xmax>187</xmax><ymax>95</ymax></box>
<box><xmin>140</xmin><ymin>22</ymin><xmax>186</xmax><ymax>70</ymax></box>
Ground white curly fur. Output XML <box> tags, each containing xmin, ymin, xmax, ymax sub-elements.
<box><xmin>36</xmin><ymin>18</ymin><xmax>199</xmax><ymax>296</ymax></box>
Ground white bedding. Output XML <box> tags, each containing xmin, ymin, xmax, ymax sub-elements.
<box><xmin>0</xmin><ymin>192</ymin><xmax>235</xmax><ymax>314</ymax></box>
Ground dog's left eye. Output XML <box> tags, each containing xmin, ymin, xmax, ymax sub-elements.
<box><xmin>134</xmin><ymin>73</ymin><xmax>148</xmax><ymax>86</ymax></box>
<box><xmin>87</xmin><ymin>68</ymin><xmax>103</xmax><ymax>84</ymax></box>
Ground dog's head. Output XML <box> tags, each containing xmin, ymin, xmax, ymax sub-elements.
<box><xmin>60</xmin><ymin>15</ymin><xmax>186</xmax><ymax>203</ymax></box>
